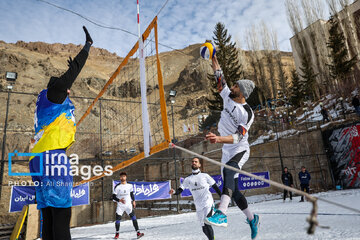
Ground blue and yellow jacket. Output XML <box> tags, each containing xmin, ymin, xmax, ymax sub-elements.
<box><xmin>29</xmin><ymin>89</ymin><xmax>76</xmax><ymax>209</ymax></box>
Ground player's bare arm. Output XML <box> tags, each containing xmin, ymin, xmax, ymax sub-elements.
<box><xmin>212</xmin><ymin>55</ymin><xmax>226</xmax><ymax>93</ymax></box>
<box><xmin>206</xmin><ymin>124</ymin><xmax>247</xmax><ymax>144</ymax></box>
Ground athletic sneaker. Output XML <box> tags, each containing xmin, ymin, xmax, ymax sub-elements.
<box><xmin>137</xmin><ymin>231</ymin><xmax>144</xmax><ymax>239</ymax></box>
<box><xmin>205</xmin><ymin>209</ymin><xmax>228</xmax><ymax>227</ymax></box>
<box><xmin>114</xmin><ymin>232</ymin><xmax>119</xmax><ymax>239</ymax></box>
<box><xmin>247</xmin><ymin>214</ymin><xmax>260</xmax><ymax>240</ymax></box>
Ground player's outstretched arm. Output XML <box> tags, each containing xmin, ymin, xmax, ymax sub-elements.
<box><xmin>206</xmin><ymin>124</ymin><xmax>247</xmax><ymax>144</ymax></box>
<box><xmin>57</xmin><ymin>26</ymin><xmax>92</xmax><ymax>90</ymax></box>
<box><xmin>169</xmin><ymin>188</ymin><xmax>183</xmax><ymax>195</ymax></box>
<box><xmin>212</xmin><ymin>55</ymin><xmax>227</xmax><ymax>93</ymax></box>
<box><xmin>47</xmin><ymin>26</ymin><xmax>93</xmax><ymax>103</ymax></box>
<box><xmin>211</xmin><ymin>183</ymin><xmax>222</xmax><ymax>197</ymax></box>
<box><xmin>206</xmin><ymin>132</ymin><xmax>233</xmax><ymax>144</ymax></box>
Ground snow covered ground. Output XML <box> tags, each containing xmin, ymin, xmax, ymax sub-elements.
<box><xmin>71</xmin><ymin>189</ymin><xmax>360</xmax><ymax>240</ymax></box>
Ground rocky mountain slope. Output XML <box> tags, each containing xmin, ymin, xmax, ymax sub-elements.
<box><xmin>0</xmin><ymin>40</ymin><xmax>295</xmax><ymax>155</ymax></box>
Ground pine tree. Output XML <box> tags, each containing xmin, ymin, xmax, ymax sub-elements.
<box><xmin>327</xmin><ymin>14</ymin><xmax>357</xmax><ymax>90</ymax></box>
<box><xmin>204</xmin><ymin>22</ymin><xmax>244</xmax><ymax>128</ymax></box>
<box><xmin>290</xmin><ymin>69</ymin><xmax>303</xmax><ymax>107</ymax></box>
<box><xmin>299</xmin><ymin>51</ymin><xmax>318</xmax><ymax>100</ymax></box>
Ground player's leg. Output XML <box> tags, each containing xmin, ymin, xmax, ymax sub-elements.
<box><xmin>115</xmin><ymin>214</ymin><xmax>121</xmax><ymax>232</ymax></box>
<box><xmin>128</xmin><ymin>210</ymin><xmax>139</xmax><ymax>231</ymax></box>
<box><xmin>128</xmin><ymin>210</ymin><xmax>144</xmax><ymax>238</ymax></box>
<box><xmin>198</xmin><ymin>206</ymin><xmax>215</xmax><ymax>240</ymax></box>
<box><xmin>233</xmin><ymin>178</ymin><xmax>259</xmax><ymax>240</ymax></box>
<box><xmin>218</xmin><ymin>150</ymin><xmax>247</xmax><ymax>214</ymax></box>
<box><xmin>206</xmin><ymin>151</ymin><xmax>247</xmax><ymax>227</ymax></box>
<box><xmin>202</xmin><ymin>224</ymin><xmax>214</xmax><ymax>240</ymax></box>
<box><xmin>114</xmin><ymin>211</ymin><xmax>122</xmax><ymax>239</ymax></box>
<box><xmin>289</xmin><ymin>190</ymin><xmax>293</xmax><ymax>200</ymax></box>
<box><xmin>233</xmin><ymin>178</ymin><xmax>253</xmax><ymax>220</ymax></box>
<box><xmin>51</xmin><ymin>207</ymin><xmax>72</xmax><ymax>240</ymax></box>
<box><xmin>41</xmin><ymin>207</ymin><xmax>54</xmax><ymax>240</ymax></box>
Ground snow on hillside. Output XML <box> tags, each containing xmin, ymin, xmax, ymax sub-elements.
<box><xmin>250</xmin><ymin>90</ymin><xmax>359</xmax><ymax>147</ymax></box>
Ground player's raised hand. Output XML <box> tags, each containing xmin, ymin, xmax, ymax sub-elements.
<box><xmin>211</xmin><ymin>54</ymin><xmax>220</xmax><ymax>72</ymax></box>
<box><xmin>169</xmin><ymin>189</ymin><xmax>175</xmax><ymax>195</ymax></box>
<box><xmin>83</xmin><ymin>26</ymin><xmax>93</xmax><ymax>45</ymax></box>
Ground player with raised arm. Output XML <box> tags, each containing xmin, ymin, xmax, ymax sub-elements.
<box><xmin>169</xmin><ymin>157</ymin><xmax>222</xmax><ymax>240</ymax></box>
<box><xmin>204</xmin><ymin>54</ymin><xmax>260</xmax><ymax>239</ymax></box>
<box><xmin>112</xmin><ymin>172</ymin><xmax>144</xmax><ymax>239</ymax></box>
<box><xmin>29</xmin><ymin>26</ymin><xmax>92</xmax><ymax>240</ymax></box>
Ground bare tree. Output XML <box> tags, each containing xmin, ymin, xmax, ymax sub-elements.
<box><xmin>260</xmin><ymin>21</ymin><xmax>277</xmax><ymax>98</ymax></box>
<box><xmin>244</xmin><ymin>35</ymin><xmax>261</xmax><ymax>104</ymax></box>
<box><xmin>271</xmin><ymin>29</ymin><xmax>288</xmax><ymax>99</ymax></box>
<box><xmin>285</xmin><ymin>0</ymin><xmax>304</xmax><ymax>35</ymax></box>
<box><xmin>245</xmin><ymin>26</ymin><xmax>270</xmax><ymax>101</ymax></box>
<box><xmin>300</xmin><ymin>0</ymin><xmax>327</xmax><ymax>97</ymax></box>
<box><xmin>327</xmin><ymin>0</ymin><xmax>341</xmax><ymax>15</ymax></box>
<box><xmin>338</xmin><ymin>0</ymin><xmax>360</xmax><ymax>84</ymax></box>
<box><xmin>235</xmin><ymin>38</ymin><xmax>247</xmax><ymax>80</ymax></box>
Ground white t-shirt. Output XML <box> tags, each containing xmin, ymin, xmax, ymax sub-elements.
<box><xmin>218</xmin><ymin>85</ymin><xmax>254</xmax><ymax>156</ymax></box>
<box><xmin>113</xmin><ymin>183</ymin><xmax>133</xmax><ymax>208</ymax></box>
<box><xmin>180</xmin><ymin>172</ymin><xmax>216</xmax><ymax>210</ymax></box>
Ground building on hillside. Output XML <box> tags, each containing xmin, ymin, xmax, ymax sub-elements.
<box><xmin>290</xmin><ymin>0</ymin><xmax>360</xmax><ymax>96</ymax></box>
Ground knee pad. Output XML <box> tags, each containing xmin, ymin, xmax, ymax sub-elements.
<box><xmin>129</xmin><ymin>211</ymin><xmax>136</xmax><ymax>221</ymax></box>
<box><xmin>115</xmin><ymin>220</ymin><xmax>120</xmax><ymax>224</ymax></box>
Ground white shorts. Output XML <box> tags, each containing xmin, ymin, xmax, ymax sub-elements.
<box><xmin>221</xmin><ymin>148</ymin><xmax>250</xmax><ymax>179</ymax></box>
<box><xmin>116</xmin><ymin>204</ymin><xmax>133</xmax><ymax>216</ymax></box>
<box><xmin>196</xmin><ymin>204</ymin><xmax>213</xmax><ymax>227</ymax></box>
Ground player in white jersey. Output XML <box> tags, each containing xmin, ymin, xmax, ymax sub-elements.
<box><xmin>112</xmin><ymin>172</ymin><xmax>144</xmax><ymax>239</ymax></box>
<box><xmin>169</xmin><ymin>157</ymin><xmax>221</xmax><ymax>240</ymax></box>
<box><xmin>204</xmin><ymin>54</ymin><xmax>260</xmax><ymax>239</ymax></box>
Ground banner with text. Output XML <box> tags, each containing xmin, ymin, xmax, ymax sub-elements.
<box><xmin>113</xmin><ymin>180</ymin><xmax>171</xmax><ymax>201</ymax></box>
<box><xmin>180</xmin><ymin>172</ymin><xmax>270</xmax><ymax>197</ymax></box>
<box><xmin>71</xmin><ymin>182</ymin><xmax>90</xmax><ymax>206</ymax></box>
<box><xmin>9</xmin><ymin>183</ymin><xmax>90</xmax><ymax>212</ymax></box>
<box><xmin>238</xmin><ymin>171</ymin><xmax>270</xmax><ymax>190</ymax></box>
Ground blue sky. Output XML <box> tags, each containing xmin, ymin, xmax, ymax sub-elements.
<box><xmin>0</xmin><ymin>0</ymin><xmax>299</xmax><ymax>56</ymax></box>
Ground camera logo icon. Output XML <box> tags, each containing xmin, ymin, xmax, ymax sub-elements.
<box><xmin>8</xmin><ymin>150</ymin><xmax>43</xmax><ymax>176</ymax></box>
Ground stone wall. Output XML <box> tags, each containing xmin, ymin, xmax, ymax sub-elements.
<box><xmin>2</xmin><ymin>129</ymin><xmax>334</xmax><ymax>231</ymax></box>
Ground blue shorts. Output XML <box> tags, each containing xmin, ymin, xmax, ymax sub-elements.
<box><xmin>29</xmin><ymin>149</ymin><xmax>73</xmax><ymax>209</ymax></box>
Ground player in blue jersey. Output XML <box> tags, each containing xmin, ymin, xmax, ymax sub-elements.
<box><xmin>29</xmin><ymin>26</ymin><xmax>92</xmax><ymax>240</ymax></box>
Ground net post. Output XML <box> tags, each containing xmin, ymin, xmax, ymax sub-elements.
<box><xmin>307</xmin><ymin>199</ymin><xmax>319</xmax><ymax>234</ymax></box>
